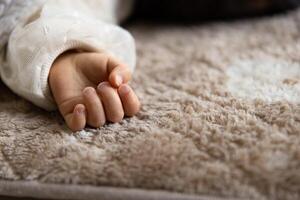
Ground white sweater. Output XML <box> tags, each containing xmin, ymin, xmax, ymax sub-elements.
<box><xmin>0</xmin><ymin>0</ymin><xmax>135</xmax><ymax>110</ymax></box>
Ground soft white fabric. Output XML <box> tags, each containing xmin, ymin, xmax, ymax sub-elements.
<box><xmin>0</xmin><ymin>0</ymin><xmax>45</xmax><ymax>51</ymax></box>
<box><xmin>0</xmin><ymin>0</ymin><xmax>135</xmax><ymax>110</ymax></box>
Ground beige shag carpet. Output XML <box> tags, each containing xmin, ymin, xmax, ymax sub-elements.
<box><xmin>1</xmin><ymin>8</ymin><xmax>300</xmax><ymax>200</ymax></box>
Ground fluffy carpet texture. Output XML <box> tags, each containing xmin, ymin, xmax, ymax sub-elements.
<box><xmin>1</xmin><ymin>8</ymin><xmax>300</xmax><ymax>200</ymax></box>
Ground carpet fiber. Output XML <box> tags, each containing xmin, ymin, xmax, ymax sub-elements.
<box><xmin>1</xmin><ymin>8</ymin><xmax>300</xmax><ymax>200</ymax></box>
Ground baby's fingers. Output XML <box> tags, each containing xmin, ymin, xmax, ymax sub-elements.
<box><xmin>118</xmin><ymin>84</ymin><xmax>141</xmax><ymax>117</ymax></box>
<box><xmin>65</xmin><ymin>104</ymin><xmax>86</xmax><ymax>132</ymax></box>
<box><xmin>83</xmin><ymin>87</ymin><xmax>106</xmax><ymax>128</ymax></box>
<box><xmin>97</xmin><ymin>82</ymin><xmax>124</xmax><ymax>123</ymax></box>
<box><xmin>108</xmin><ymin>59</ymin><xmax>132</xmax><ymax>88</ymax></box>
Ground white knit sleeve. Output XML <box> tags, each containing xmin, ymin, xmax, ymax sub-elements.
<box><xmin>1</xmin><ymin>0</ymin><xmax>136</xmax><ymax>111</ymax></box>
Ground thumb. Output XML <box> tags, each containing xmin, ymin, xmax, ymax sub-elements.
<box><xmin>108</xmin><ymin>65</ymin><xmax>132</xmax><ymax>88</ymax></box>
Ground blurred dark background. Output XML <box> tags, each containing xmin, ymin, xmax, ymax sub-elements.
<box><xmin>131</xmin><ymin>0</ymin><xmax>300</xmax><ymax>22</ymax></box>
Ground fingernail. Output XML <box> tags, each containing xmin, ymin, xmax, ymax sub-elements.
<box><xmin>83</xmin><ymin>87</ymin><xmax>95</xmax><ymax>95</ymax></box>
<box><xmin>119</xmin><ymin>85</ymin><xmax>130</xmax><ymax>96</ymax></box>
<box><xmin>97</xmin><ymin>82</ymin><xmax>108</xmax><ymax>91</ymax></box>
<box><xmin>115</xmin><ymin>75</ymin><xmax>123</xmax><ymax>86</ymax></box>
<box><xmin>76</xmin><ymin>106</ymin><xmax>85</xmax><ymax>115</ymax></box>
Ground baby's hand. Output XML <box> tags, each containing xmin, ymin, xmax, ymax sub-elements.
<box><xmin>49</xmin><ymin>51</ymin><xmax>141</xmax><ymax>131</ymax></box>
